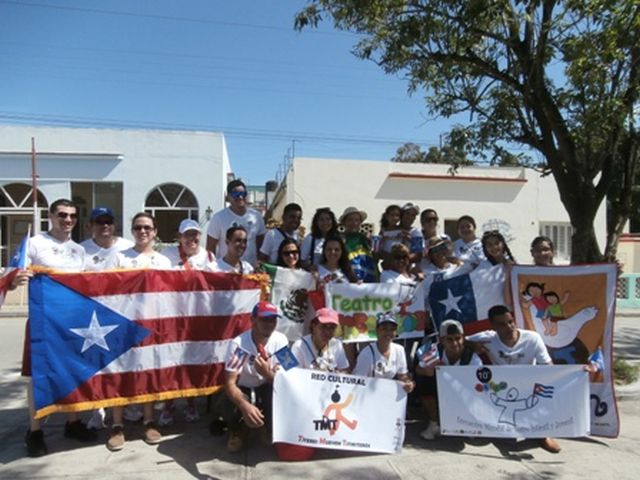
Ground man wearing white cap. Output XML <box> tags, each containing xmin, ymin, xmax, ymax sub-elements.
<box><xmin>81</xmin><ymin>207</ymin><xmax>134</xmax><ymax>271</ymax></box>
<box><xmin>163</xmin><ymin>219</ymin><xmax>216</xmax><ymax>271</ymax></box>
<box><xmin>291</xmin><ymin>308</ymin><xmax>349</xmax><ymax>372</ymax></box>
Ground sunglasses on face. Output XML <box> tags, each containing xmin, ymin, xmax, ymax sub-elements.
<box><xmin>230</xmin><ymin>191</ymin><xmax>247</xmax><ymax>199</ymax></box>
<box><xmin>56</xmin><ymin>212</ymin><xmax>78</xmax><ymax>220</ymax></box>
<box><xmin>133</xmin><ymin>225</ymin><xmax>154</xmax><ymax>232</ymax></box>
<box><xmin>282</xmin><ymin>250</ymin><xmax>299</xmax><ymax>256</ymax></box>
<box><xmin>94</xmin><ymin>218</ymin><xmax>114</xmax><ymax>226</ymax></box>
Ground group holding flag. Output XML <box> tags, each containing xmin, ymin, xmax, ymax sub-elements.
<box><xmin>1</xmin><ymin>183</ymin><xmax>619</xmax><ymax>460</ymax></box>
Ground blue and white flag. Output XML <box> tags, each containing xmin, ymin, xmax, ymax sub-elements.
<box><xmin>274</xmin><ymin>345</ymin><xmax>299</xmax><ymax>371</ymax></box>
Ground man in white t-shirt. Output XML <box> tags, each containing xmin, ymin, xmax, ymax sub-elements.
<box><xmin>258</xmin><ymin>202</ymin><xmax>302</xmax><ymax>264</ymax></box>
<box><xmin>81</xmin><ymin>207</ymin><xmax>134</xmax><ymax>271</ymax></box>
<box><xmin>468</xmin><ymin>305</ymin><xmax>561</xmax><ymax>454</ymax></box>
<box><xmin>212</xmin><ymin>301</ymin><xmax>287</xmax><ymax>453</ymax></box>
<box><xmin>12</xmin><ymin>199</ymin><xmax>96</xmax><ymax>457</ymax></box>
<box><xmin>206</xmin><ymin>180</ymin><xmax>265</xmax><ymax>267</ymax></box>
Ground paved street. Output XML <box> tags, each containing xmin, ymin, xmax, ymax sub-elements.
<box><xmin>1</xmin><ymin>312</ymin><xmax>639</xmax><ymax>480</ymax></box>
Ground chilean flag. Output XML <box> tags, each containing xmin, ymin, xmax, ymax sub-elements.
<box><xmin>29</xmin><ymin>270</ymin><xmax>263</xmax><ymax>418</ymax></box>
<box><xmin>428</xmin><ymin>263</ymin><xmax>506</xmax><ymax>335</ymax></box>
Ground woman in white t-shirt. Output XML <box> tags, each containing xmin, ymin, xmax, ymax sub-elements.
<box><xmin>211</xmin><ymin>226</ymin><xmax>254</xmax><ymax>274</ymax></box>
<box><xmin>380</xmin><ymin>243</ymin><xmax>422</xmax><ymax>285</ymax></box>
<box><xmin>291</xmin><ymin>308</ymin><xmax>349</xmax><ymax>372</ymax></box>
<box><xmin>106</xmin><ymin>212</ymin><xmax>170</xmax><ymax>452</ymax></box>
<box><xmin>316</xmin><ymin>235</ymin><xmax>358</xmax><ymax>285</ymax></box>
<box><xmin>301</xmin><ymin>207</ymin><xmax>338</xmax><ymax>268</ymax></box>
<box><xmin>352</xmin><ymin>313</ymin><xmax>415</xmax><ymax>392</ymax></box>
<box><xmin>106</xmin><ymin>212</ymin><xmax>171</xmax><ymax>270</ymax></box>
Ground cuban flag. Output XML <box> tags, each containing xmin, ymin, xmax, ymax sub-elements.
<box><xmin>0</xmin><ymin>232</ymin><xmax>29</xmax><ymax>309</ymax></box>
<box><xmin>533</xmin><ymin>383</ymin><xmax>555</xmax><ymax>398</ymax></box>
<box><xmin>29</xmin><ymin>270</ymin><xmax>262</xmax><ymax>419</ymax></box>
<box><xmin>428</xmin><ymin>264</ymin><xmax>506</xmax><ymax>334</ymax></box>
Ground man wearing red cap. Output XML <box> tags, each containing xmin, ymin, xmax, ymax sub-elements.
<box><xmin>216</xmin><ymin>301</ymin><xmax>288</xmax><ymax>453</ymax></box>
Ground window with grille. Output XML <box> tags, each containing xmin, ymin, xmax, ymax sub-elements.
<box><xmin>539</xmin><ymin>223</ymin><xmax>573</xmax><ymax>261</ymax></box>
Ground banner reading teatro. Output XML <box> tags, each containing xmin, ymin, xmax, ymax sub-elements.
<box><xmin>273</xmin><ymin>368</ymin><xmax>407</xmax><ymax>454</ymax></box>
<box><xmin>326</xmin><ymin>282</ymin><xmax>427</xmax><ymax>342</ymax></box>
<box><xmin>438</xmin><ymin>365</ymin><xmax>590</xmax><ymax>438</ymax></box>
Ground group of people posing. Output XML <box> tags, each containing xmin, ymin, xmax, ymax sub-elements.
<box><xmin>9</xmin><ymin>178</ymin><xmax>564</xmax><ymax>459</ymax></box>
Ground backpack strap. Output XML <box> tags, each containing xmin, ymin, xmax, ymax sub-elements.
<box><xmin>460</xmin><ymin>346</ymin><xmax>474</xmax><ymax>366</ymax></box>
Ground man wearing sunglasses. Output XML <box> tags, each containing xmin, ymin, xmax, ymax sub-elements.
<box><xmin>11</xmin><ymin>198</ymin><xmax>96</xmax><ymax>457</ymax></box>
<box><xmin>206</xmin><ymin>180</ymin><xmax>266</xmax><ymax>268</ymax></box>
<box><xmin>81</xmin><ymin>207</ymin><xmax>133</xmax><ymax>271</ymax></box>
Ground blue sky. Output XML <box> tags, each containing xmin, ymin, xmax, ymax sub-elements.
<box><xmin>0</xmin><ymin>0</ymin><xmax>458</xmax><ymax>185</ymax></box>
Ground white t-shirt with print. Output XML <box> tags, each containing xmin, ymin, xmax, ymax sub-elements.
<box><xmin>259</xmin><ymin>228</ymin><xmax>299</xmax><ymax>264</ymax></box>
<box><xmin>28</xmin><ymin>232</ymin><xmax>85</xmax><ymax>271</ymax></box>
<box><xmin>211</xmin><ymin>258</ymin><xmax>254</xmax><ymax>274</ymax></box>
<box><xmin>81</xmin><ymin>237</ymin><xmax>134</xmax><ymax>271</ymax></box>
<box><xmin>163</xmin><ymin>245</ymin><xmax>216</xmax><ymax>271</ymax></box>
<box><xmin>301</xmin><ymin>235</ymin><xmax>325</xmax><ymax>266</ymax></box>
<box><xmin>317</xmin><ymin>264</ymin><xmax>349</xmax><ymax>284</ymax></box>
<box><xmin>225</xmin><ymin>329</ymin><xmax>289</xmax><ymax>388</ymax></box>
<box><xmin>106</xmin><ymin>247</ymin><xmax>172</xmax><ymax>270</ymax></box>
<box><xmin>452</xmin><ymin>238</ymin><xmax>485</xmax><ymax>266</ymax></box>
<box><xmin>291</xmin><ymin>334</ymin><xmax>349</xmax><ymax>371</ymax></box>
<box><xmin>352</xmin><ymin>342</ymin><xmax>408</xmax><ymax>379</ymax></box>
<box><xmin>206</xmin><ymin>207</ymin><xmax>265</xmax><ymax>267</ymax></box>
<box><xmin>468</xmin><ymin>329</ymin><xmax>552</xmax><ymax>365</ymax></box>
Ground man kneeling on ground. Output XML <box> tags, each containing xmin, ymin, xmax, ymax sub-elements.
<box><xmin>467</xmin><ymin>305</ymin><xmax>562</xmax><ymax>454</ymax></box>
<box><xmin>214</xmin><ymin>301</ymin><xmax>287</xmax><ymax>453</ymax></box>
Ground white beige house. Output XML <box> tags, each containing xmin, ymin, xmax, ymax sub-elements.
<box><xmin>0</xmin><ymin>125</ymin><xmax>232</xmax><ymax>266</ymax></box>
<box><xmin>268</xmin><ymin>157</ymin><xmax>607</xmax><ymax>264</ymax></box>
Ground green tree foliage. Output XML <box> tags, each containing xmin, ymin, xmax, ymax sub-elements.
<box><xmin>296</xmin><ymin>0</ymin><xmax>640</xmax><ymax>262</ymax></box>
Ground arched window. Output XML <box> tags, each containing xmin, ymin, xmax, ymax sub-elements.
<box><xmin>144</xmin><ymin>183</ymin><xmax>199</xmax><ymax>244</ymax></box>
<box><xmin>0</xmin><ymin>183</ymin><xmax>48</xmax><ymax>266</ymax></box>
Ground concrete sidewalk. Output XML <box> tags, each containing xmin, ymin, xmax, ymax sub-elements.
<box><xmin>0</xmin><ymin>314</ymin><xmax>639</xmax><ymax>479</ymax></box>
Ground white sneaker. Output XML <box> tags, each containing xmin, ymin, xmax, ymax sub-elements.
<box><xmin>87</xmin><ymin>408</ymin><xmax>106</xmax><ymax>430</ymax></box>
<box><xmin>123</xmin><ymin>405</ymin><xmax>144</xmax><ymax>422</ymax></box>
<box><xmin>420</xmin><ymin>421</ymin><xmax>440</xmax><ymax>440</ymax></box>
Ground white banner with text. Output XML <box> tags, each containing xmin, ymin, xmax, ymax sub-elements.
<box><xmin>273</xmin><ymin>368</ymin><xmax>407</xmax><ymax>454</ymax></box>
<box><xmin>437</xmin><ymin>365</ymin><xmax>590</xmax><ymax>438</ymax></box>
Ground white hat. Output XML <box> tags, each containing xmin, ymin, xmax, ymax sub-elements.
<box><xmin>439</xmin><ymin>319</ymin><xmax>464</xmax><ymax>337</ymax></box>
<box><xmin>178</xmin><ymin>219</ymin><xmax>201</xmax><ymax>234</ymax></box>
<box><xmin>401</xmin><ymin>202</ymin><xmax>420</xmax><ymax>214</ymax></box>
<box><xmin>339</xmin><ymin>206</ymin><xmax>368</xmax><ymax>224</ymax></box>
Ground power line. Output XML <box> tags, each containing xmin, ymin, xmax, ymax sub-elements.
<box><xmin>0</xmin><ymin>0</ymin><xmax>351</xmax><ymax>36</ymax></box>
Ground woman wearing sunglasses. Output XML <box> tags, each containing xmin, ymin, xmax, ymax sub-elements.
<box><xmin>276</xmin><ymin>238</ymin><xmax>302</xmax><ymax>270</ymax></box>
<box><xmin>106</xmin><ymin>212</ymin><xmax>171</xmax><ymax>270</ymax></box>
<box><xmin>104</xmin><ymin>212</ymin><xmax>170</xmax><ymax>452</ymax></box>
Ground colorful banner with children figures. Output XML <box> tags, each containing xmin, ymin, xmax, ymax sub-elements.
<box><xmin>438</xmin><ymin>365</ymin><xmax>590</xmax><ymax>438</ymax></box>
<box><xmin>260</xmin><ymin>263</ymin><xmax>317</xmax><ymax>342</ymax></box>
<box><xmin>510</xmin><ymin>264</ymin><xmax>619</xmax><ymax>438</ymax></box>
<box><xmin>326</xmin><ymin>281</ymin><xmax>427</xmax><ymax>342</ymax></box>
<box><xmin>273</xmin><ymin>368</ymin><xmax>407</xmax><ymax>454</ymax></box>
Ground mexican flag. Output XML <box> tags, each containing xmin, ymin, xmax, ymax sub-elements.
<box><xmin>260</xmin><ymin>264</ymin><xmax>318</xmax><ymax>342</ymax></box>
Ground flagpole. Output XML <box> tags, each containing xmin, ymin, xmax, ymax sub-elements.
<box><xmin>31</xmin><ymin>137</ymin><xmax>40</xmax><ymax>235</ymax></box>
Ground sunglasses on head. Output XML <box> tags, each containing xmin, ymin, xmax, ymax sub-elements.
<box><xmin>230</xmin><ymin>191</ymin><xmax>247</xmax><ymax>199</ymax></box>
<box><xmin>133</xmin><ymin>225</ymin><xmax>153</xmax><ymax>232</ymax></box>
<box><xmin>56</xmin><ymin>212</ymin><xmax>78</xmax><ymax>220</ymax></box>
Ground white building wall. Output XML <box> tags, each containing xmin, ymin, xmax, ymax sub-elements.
<box><xmin>0</xmin><ymin>125</ymin><xmax>229</xmax><ymax>240</ymax></box>
<box><xmin>284</xmin><ymin>157</ymin><xmax>607</xmax><ymax>263</ymax></box>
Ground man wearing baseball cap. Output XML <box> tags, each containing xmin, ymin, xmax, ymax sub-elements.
<box><xmin>162</xmin><ymin>218</ymin><xmax>216</xmax><ymax>271</ymax></box>
<box><xmin>291</xmin><ymin>308</ymin><xmax>349</xmax><ymax>372</ymax></box>
<box><xmin>414</xmin><ymin>319</ymin><xmax>482</xmax><ymax>440</ymax></box>
<box><xmin>214</xmin><ymin>301</ymin><xmax>288</xmax><ymax>453</ymax></box>
<box><xmin>81</xmin><ymin>207</ymin><xmax>133</xmax><ymax>271</ymax></box>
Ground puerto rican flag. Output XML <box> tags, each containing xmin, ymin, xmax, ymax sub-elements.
<box><xmin>428</xmin><ymin>263</ymin><xmax>506</xmax><ymax>334</ymax></box>
<box><xmin>29</xmin><ymin>270</ymin><xmax>263</xmax><ymax>419</ymax></box>
<box><xmin>0</xmin><ymin>232</ymin><xmax>29</xmax><ymax>309</ymax></box>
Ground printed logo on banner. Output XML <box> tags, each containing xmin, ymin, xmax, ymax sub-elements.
<box><xmin>313</xmin><ymin>386</ymin><xmax>358</xmax><ymax>436</ymax></box>
<box><xmin>474</xmin><ymin>367</ymin><xmax>556</xmax><ymax>428</ymax></box>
